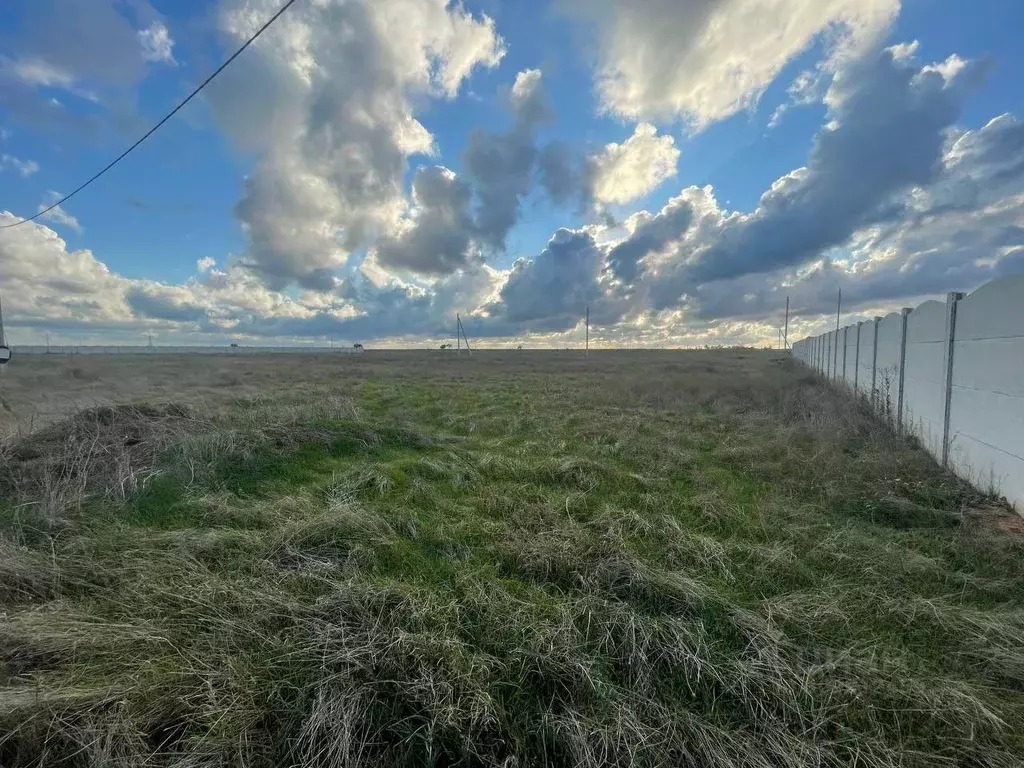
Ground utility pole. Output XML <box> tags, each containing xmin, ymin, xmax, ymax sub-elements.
<box><xmin>835</xmin><ymin>289</ymin><xmax>842</xmax><ymax>333</ymax></box>
<box><xmin>46</xmin><ymin>332</ymin><xmax>51</xmax><ymax>354</ymax></box>
<box><xmin>585</xmin><ymin>305</ymin><xmax>589</xmax><ymax>357</ymax></box>
<box><xmin>456</xmin><ymin>313</ymin><xmax>461</xmax><ymax>355</ymax></box>
<box><xmin>783</xmin><ymin>296</ymin><xmax>789</xmax><ymax>350</ymax></box>
<box><xmin>457</xmin><ymin>314</ymin><xmax>473</xmax><ymax>355</ymax></box>
<box><xmin>0</xmin><ymin>291</ymin><xmax>5</xmax><ymax>348</ymax></box>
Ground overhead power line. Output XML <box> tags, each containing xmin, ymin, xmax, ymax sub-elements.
<box><xmin>1</xmin><ymin>0</ymin><xmax>300</xmax><ymax>230</ymax></box>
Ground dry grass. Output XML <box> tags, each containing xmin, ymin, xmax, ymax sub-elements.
<box><xmin>1</xmin><ymin>350</ymin><xmax>1023</xmax><ymax>767</ymax></box>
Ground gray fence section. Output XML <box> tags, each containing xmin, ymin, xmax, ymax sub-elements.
<box><xmin>792</xmin><ymin>274</ymin><xmax>1024</xmax><ymax>512</ymax></box>
<box><xmin>11</xmin><ymin>345</ymin><xmax>365</xmax><ymax>355</ymax></box>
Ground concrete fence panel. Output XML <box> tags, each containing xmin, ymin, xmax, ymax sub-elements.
<box><xmin>844</xmin><ymin>326</ymin><xmax>858</xmax><ymax>390</ymax></box>
<box><xmin>793</xmin><ymin>274</ymin><xmax>1024</xmax><ymax>510</ymax></box>
<box><xmin>902</xmin><ymin>299</ymin><xmax>949</xmax><ymax>461</ymax></box>
<box><xmin>947</xmin><ymin>275</ymin><xmax>1024</xmax><ymax>506</ymax></box>
<box><xmin>874</xmin><ymin>312</ymin><xmax>903</xmax><ymax>421</ymax></box>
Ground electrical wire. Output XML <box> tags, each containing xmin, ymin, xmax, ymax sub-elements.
<box><xmin>1</xmin><ymin>0</ymin><xmax>300</xmax><ymax>230</ymax></box>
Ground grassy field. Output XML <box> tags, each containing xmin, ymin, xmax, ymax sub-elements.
<box><xmin>1</xmin><ymin>350</ymin><xmax>1023</xmax><ymax>767</ymax></box>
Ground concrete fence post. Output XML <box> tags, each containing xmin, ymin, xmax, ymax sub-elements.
<box><xmin>941</xmin><ymin>292</ymin><xmax>965</xmax><ymax>467</ymax></box>
<box><xmin>896</xmin><ymin>308</ymin><xmax>911</xmax><ymax>433</ymax></box>
<box><xmin>853</xmin><ymin>323</ymin><xmax>861</xmax><ymax>394</ymax></box>
<box><xmin>871</xmin><ymin>317</ymin><xmax>881</xmax><ymax>409</ymax></box>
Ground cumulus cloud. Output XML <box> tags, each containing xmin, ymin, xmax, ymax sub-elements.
<box><xmin>0</xmin><ymin>154</ymin><xmax>39</xmax><ymax>177</ymax></box>
<box><xmin>209</xmin><ymin>0</ymin><xmax>504</xmax><ymax>289</ymax></box>
<box><xmin>375</xmin><ymin>166</ymin><xmax>478</xmax><ymax>275</ymax></box>
<box><xmin>494</xmin><ymin>228</ymin><xmax>604</xmax><ymax>327</ymax></box>
<box><xmin>0</xmin><ymin>212</ymin><xmax>130</xmax><ymax>333</ymax></box>
<box><xmin>626</xmin><ymin>45</ymin><xmax>989</xmax><ymax>309</ymax></box>
<box><xmin>476</xmin><ymin>227</ymin><xmax>633</xmax><ymax>338</ymax></box>
<box><xmin>588</xmin><ymin>123</ymin><xmax>679</xmax><ymax>205</ymax></box>
<box><xmin>138</xmin><ymin>21</ymin><xmax>175</xmax><ymax>65</ymax></box>
<box><xmin>656</xmin><ymin>111</ymin><xmax>1024</xmax><ymax>326</ymax></box>
<box><xmin>0</xmin><ymin>209</ymin><xmax>508</xmax><ymax>345</ymax></box>
<box><xmin>604</xmin><ymin>189</ymin><xmax>703</xmax><ymax>282</ymax></box>
<box><xmin>562</xmin><ymin>0</ymin><xmax>899</xmax><ymax>127</ymax></box>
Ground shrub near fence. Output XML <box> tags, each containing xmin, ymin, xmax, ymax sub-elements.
<box><xmin>792</xmin><ymin>274</ymin><xmax>1024</xmax><ymax>512</ymax></box>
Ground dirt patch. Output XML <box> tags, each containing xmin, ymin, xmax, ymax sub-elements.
<box><xmin>966</xmin><ymin>505</ymin><xmax>1024</xmax><ymax>533</ymax></box>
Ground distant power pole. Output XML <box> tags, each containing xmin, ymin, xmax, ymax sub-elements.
<box><xmin>456</xmin><ymin>313</ymin><xmax>461</xmax><ymax>355</ymax></box>
<box><xmin>783</xmin><ymin>296</ymin><xmax>790</xmax><ymax>350</ymax></box>
<box><xmin>585</xmin><ymin>305</ymin><xmax>589</xmax><ymax>357</ymax></box>
<box><xmin>457</xmin><ymin>314</ymin><xmax>473</xmax><ymax>355</ymax></box>
<box><xmin>0</xmin><ymin>291</ymin><xmax>6</xmax><ymax>347</ymax></box>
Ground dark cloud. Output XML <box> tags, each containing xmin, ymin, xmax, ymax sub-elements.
<box><xmin>381</xmin><ymin>69</ymin><xmax>594</xmax><ymax>277</ymax></box>
<box><xmin>482</xmin><ymin>228</ymin><xmax>619</xmax><ymax>334</ymax></box>
<box><xmin>606</xmin><ymin>196</ymin><xmax>694</xmax><ymax>282</ymax></box>
<box><xmin>648</xmin><ymin>46</ymin><xmax>989</xmax><ymax>308</ymax></box>
<box><xmin>463</xmin><ymin>69</ymin><xmax>553</xmax><ymax>249</ymax></box>
<box><xmin>375</xmin><ymin>166</ymin><xmax>477</xmax><ymax>275</ymax></box>
<box><xmin>536</xmin><ymin>140</ymin><xmax>588</xmax><ymax>208</ymax></box>
<box><xmin>126</xmin><ymin>286</ymin><xmax>206</xmax><ymax>323</ymax></box>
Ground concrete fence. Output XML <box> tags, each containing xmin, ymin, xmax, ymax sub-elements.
<box><xmin>9</xmin><ymin>345</ymin><xmax>365</xmax><ymax>356</ymax></box>
<box><xmin>792</xmin><ymin>274</ymin><xmax>1024</xmax><ymax>512</ymax></box>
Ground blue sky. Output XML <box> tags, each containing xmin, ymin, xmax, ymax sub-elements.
<box><xmin>2</xmin><ymin>0</ymin><xmax>1024</xmax><ymax>346</ymax></box>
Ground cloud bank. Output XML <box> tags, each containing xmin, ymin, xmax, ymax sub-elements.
<box><xmin>2</xmin><ymin>0</ymin><xmax>1022</xmax><ymax>350</ymax></box>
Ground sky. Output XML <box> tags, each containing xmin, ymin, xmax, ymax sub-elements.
<box><xmin>1</xmin><ymin>0</ymin><xmax>1023</xmax><ymax>349</ymax></box>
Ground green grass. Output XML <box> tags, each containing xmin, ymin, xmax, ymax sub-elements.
<box><xmin>1</xmin><ymin>350</ymin><xmax>1023</xmax><ymax>767</ymax></box>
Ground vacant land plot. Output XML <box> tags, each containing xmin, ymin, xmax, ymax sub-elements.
<box><xmin>1</xmin><ymin>350</ymin><xmax>1023</xmax><ymax>767</ymax></box>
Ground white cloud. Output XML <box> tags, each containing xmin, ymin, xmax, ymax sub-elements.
<box><xmin>589</xmin><ymin>123</ymin><xmax>679</xmax><ymax>205</ymax></box>
<box><xmin>207</xmin><ymin>0</ymin><xmax>504</xmax><ymax>289</ymax></box>
<box><xmin>0</xmin><ymin>212</ymin><xmax>130</xmax><ymax>332</ymax></box>
<box><xmin>562</xmin><ymin>0</ymin><xmax>899</xmax><ymax>127</ymax></box>
<box><xmin>0</xmin><ymin>154</ymin><xmax>39</xmax><ymax>177</ymax></box>
<box><xmin>7</xmin><ymin>58</ymin><xmax>77</xmax><ymax>89</ymax></box>
<box><xmin>138</xmin><ymin>22</ymin><xmax>176</xmax><ymax>65</ymax></box>
<box><xmin>37</xmin><ymin>192</ymin><xmax>82</xmax><ymax>234</ymax></box>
